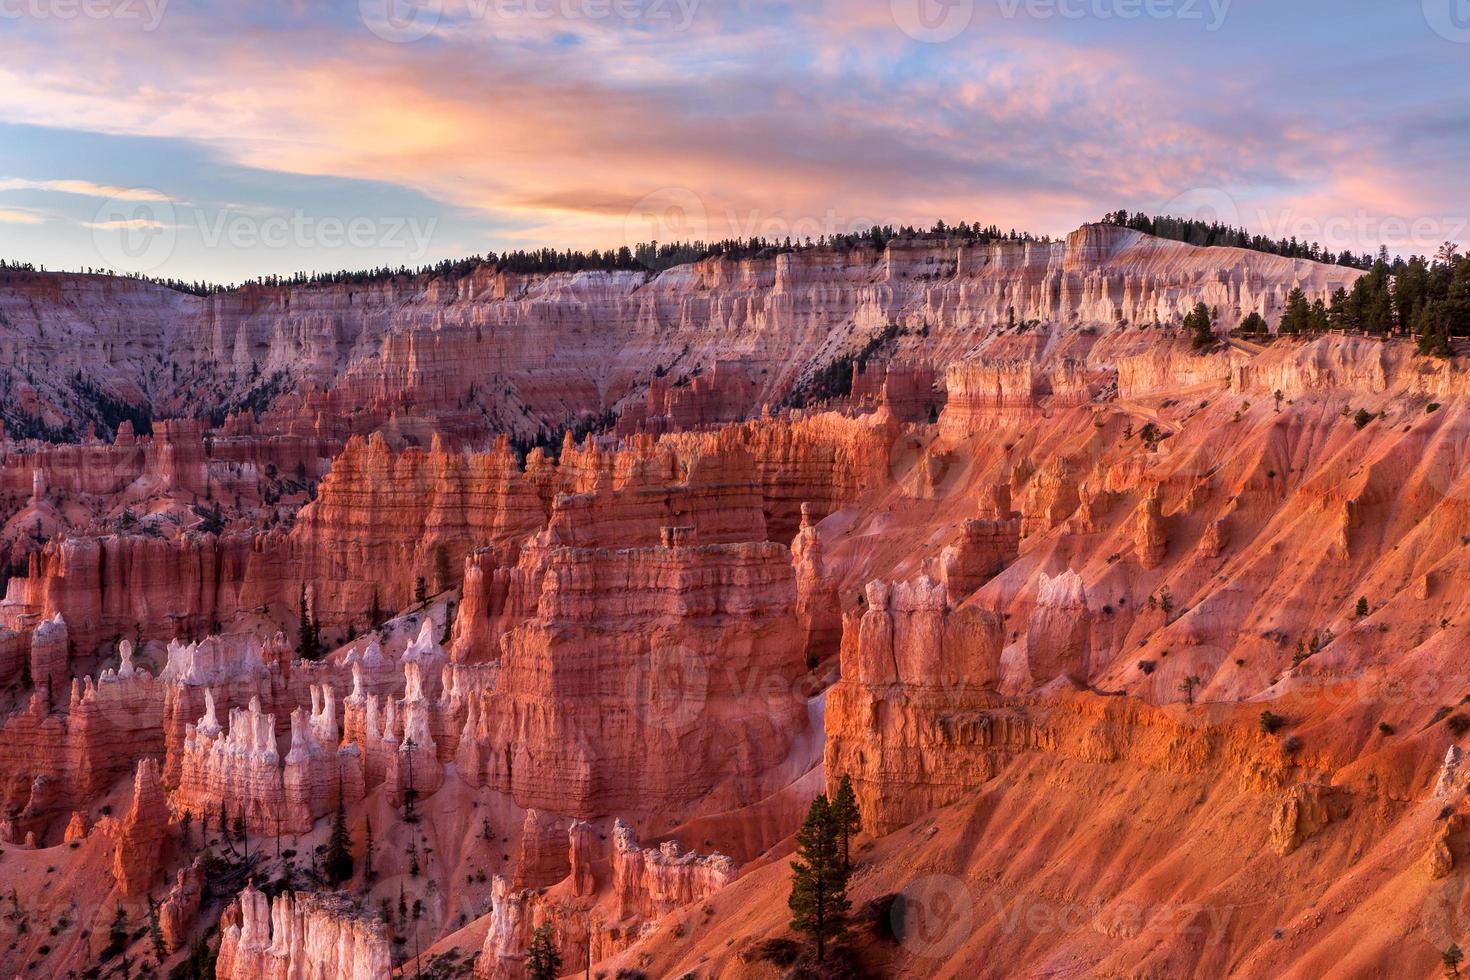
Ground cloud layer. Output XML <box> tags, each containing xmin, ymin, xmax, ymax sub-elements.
<box><xmin>0</xmin><ymin>0</ymin><xmax>1465</xmax><ymax>279</ymax></box>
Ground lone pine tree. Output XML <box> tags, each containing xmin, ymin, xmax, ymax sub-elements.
<box><xmin>527</xmin><ymin>923</ymin><xmax>562</xmax><ymax>980</ymax></box>
<box><xmin>831</xmin><ymin>773</ymin><xmax>862</xmax><ymax>871</ymax></box>
<box><xmin>789</xmin><ymin>794</ymin><xmax>851</xmax><ymax>962</ymax></box>
<box><xmin>324</xmin><ymin>783</ymin><xmax>354</xmax><ymax>886</ymax></box>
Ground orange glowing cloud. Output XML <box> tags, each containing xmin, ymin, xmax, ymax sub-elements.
<box><xmin>0</xmin><ymin>0</ymin><xmax>1463</xmax><ymax>263</ymax></box>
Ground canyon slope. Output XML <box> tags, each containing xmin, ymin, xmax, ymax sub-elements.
<box><xmin>3</xmin><ymin>224</ymin><xmax>1469</xmax><ymax>979</ymax></box>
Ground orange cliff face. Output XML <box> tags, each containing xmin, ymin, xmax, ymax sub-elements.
<box><xmin>7</xmin><ymin>231</ymin><xmax>1470</xmax><ymax>980</ymax></box>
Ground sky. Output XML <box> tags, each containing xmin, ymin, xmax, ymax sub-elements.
<box><xmin>0</xmin><ymin>0</ymin><xmax>1466</xmax><ymax>282</ymax></box>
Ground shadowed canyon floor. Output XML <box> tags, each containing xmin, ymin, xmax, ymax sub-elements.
<box><xmin>1</xmin><ymin>226</ymin><xmax>1469</xmax><ymax>978</ymax></box>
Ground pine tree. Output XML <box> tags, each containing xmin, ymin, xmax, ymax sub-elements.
<box><xmin>831</xmin><ymin>774</ymin><xmax>862</xmax><ymax>871</ymax></box>
<box><xmin>414</xmin><ymin>576</ymin><xmax>427</xmax><ymax>605</ymax></box>
<box><xmin>1327</xmin><ymin>287</ymin><xmax>1349</xmax><ymax>330</ymax></box>
<box><xmin>527</xmin><ymin>923</ymin><xmax>562</xmax><ymax>980</ymax></box>
<box><xmin>1186</xmin><ymin>302</ymin><xmax>1217</xmax><ymax>350</ymax></box>
<box><xmin>403</xmin><ymin>737</ymin><xmax>420</xmax><ymax>824</ymax></box>
<box><xmin>364</xmin><ymin>816</ymin><xmax>376</xmax><ymax>882</ymax></box>
<box><xmin>1280</xmin><ymin>288</ymin><xmax>1311</xmax><ymax>337</ymax></box>
<box><xmin>107</xmin><ymin>904</ymin><xmax>129</xmax><ymax>958</ymax></box>
<box><xmin>298</xmin><ymin>584</ymin><xmax>320</xmax><ymax>661</ymax></box>
<box><xmin>1238</xmin><ymin>312</ymin><xmax>1268</xmax><ymax>338</ymax></box>
<box><xmin>218</xmin><ymin>800</ymin><xmax>231</xmax><ymax>853</ymax></box>
<box><xmin>147</xmin><ymin>898</ymin><xmax>166</xmax><ymax>961</ymax></box>
<box><xmin>1446</xmin><ymin>942</ymin><xmax>1464</xmax><ymax>978</ymax></box>
<box><xmin>788</xmin><ymin>794</ymin><xmax>850</xmax><ymax>962</ymax></box>
<box><xmin>369</xmin><ymin>586</ymin><xmax>384</xmax><ymax>628</ymax></box>
<box><xmin>178</xmin><ymin>935</ymin><xmax>217</xmax><ymax>979</ymax></box>
<box><xmin>1416</xmin><ymin>301</ymin><xmax>1454</xmax><ymax>358</ymax></box>
<box><xmin>325</xmin><ymin>781</ymin><xmax>354</xmax><ymax>886</ymax></box>
<box><xmin>434</xmin><ymin>545</ymin><xmax>453</xmax><ymax>593</ymax></box>
<box><xmin>440</xmin><ymin>604</ymin><xmax>456</xmax><ymax>645</ymax></box>
<box><xmin>1309</xmin><ymin>298</ymin><xmax>1330</xmax><ymax>334</ymax></box>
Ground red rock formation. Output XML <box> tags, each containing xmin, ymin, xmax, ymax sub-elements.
<box><xmin>386</xmin><ymin>662</ymin><xmax>442</xmax><ymax>807</ymax></box>
<box><xmin>475</xmin><ymin>876</ymin><xmax>593</xmax><ymax>980</ymax></box>
<box><xmin>172</xmin><ymin>689</ymin><xmax>362</xmax><ymax>837</ymax></box>
<box><xmin>791</xmin><ymin>503</ymin><xmax>841</xmax><ymax>659</ymax></box>
<box><xmin>216</xmin><ymin>884</ymin><xmax>390</xmax><ymax>980</ymax></box>
<box><xmin>1134</xmin><ymin>484</ymin><xmax>1169</xmax><ymax>568</ymax></box>
<box><xmin>0</xmin><ymin>227</ymin><xmax>1362</xmax><ymax>456</ymax></box>
<box><xmin>62</xmin><ymin>809</ymin><xmax>88</xmax><ymax>842</ymax></box>
<box><xmin>3</xmin><ymin>533</ymin><xmax>254</xmax><ymax>653</ymax></box>
<box><xmin>113</xmin><ymin>759</ymin><xmax>170</xmax><ymax>896</ymax></box>
<box><xmin>512</xmin><ymin>808</ymin><xmax>574</xmax><ymax>890</ymax></box>
<box><xmin>826</xmin><ymin>578</ymin><xmax>1006</xmax><ymax>833</ymax></box>
<box><xmin>0</xmin><ymin>645</ymin><xmax>167</xmax><ymax>837</ymax></box>
<box><xmin>1022</xmin><ymin>570</ymin><xmax>1092</xmax><ymax>687</ymax></box>
<box><xmin>159</xmin><ymin>860</ymin><xmax>205</xmax><ymax>953</ymax></box>
<box><xmin>455</xmin><ymin>539</ymin><xmax>808</xmax><ymax>823</ymax></box>
<box><xmin>942</xmin><ymin>359</ymin><xmax>1048</xmax><ymax>431</ymax></box>
<box><xmin>609</xmin><ymin>819</ymin><xmax>736</xmax><ymax>920</ymax></box>
<box><xmin>475</xmin><ymin>818</ymin><xmax>734</xmax><ymax>980</ymax></box>
<box><xmin>940</xmin><ymin>483</ymin><xmax>1020</xmax><ymax>600</ymax></box>
<box><xmin>28</xmin><ymin>612</ymin><xmax>68</xmax><ymax>696</ymax></box>
<box><xmin>274</xmin><ymin>433</ymin><xmax>547</xmax><ymax>624</ymax></box>
<box><xmin>0</xmin><ymin>628</ymin><xmax>26</xmax><ymax>688</ymax></box>
<box><xmin>11</xmin><ymin>239</ymin><xmax>1470</xmax><ymax>978</ymax></box>
<box><xmin>1020</xmin><ymin>456</ymin><xmax>1083</xmax><ymax>537</ymax></box>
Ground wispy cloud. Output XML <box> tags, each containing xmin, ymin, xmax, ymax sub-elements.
<box><xmin>82</xmin><ymin>217</ymin><xmax>174</xmax><ymax>230</ymax></box>
<box><xmin>0</xmin><ymin>177</ymin><xmax>172</xmax><ymax>201</ymax></box>
<box><xmin>0</xmin><ymin>0</ymin><xmax>1463</xmax><ymax>273</ymax></box>
<box><xmin>0</xmin><ymin>207</ymin><xmax>48</xmax><ymax>224</ymax></box>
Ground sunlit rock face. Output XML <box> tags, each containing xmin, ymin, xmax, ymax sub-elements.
<box><xmin>473</xmin><ymin>818</ymin><xmax>736</xmax><ymax>980</ymax></box>
<box><xmin>12</xmin><ymin>231</ymin><xmax>1470</xmax><ymax>980</ymax></box>
<box><xmin>112</xmin><ymin>758</ymin><xmax>170</xmax><ymax>896</ymax></box>
<box><xmin>170</xmin><ymin>689</ymin><xmax>364</xmax><ymax>837</ymax></box>
<box><xmin>215</xmin><ymin>885</ymin><xmax>390</xmax><ymax>980</ymax></box>
<box><xmin>455</xmin><ymin>538</ymin><xmax>809</xmax><ymax>824</ymax></box>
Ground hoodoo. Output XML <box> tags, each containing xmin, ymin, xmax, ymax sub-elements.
<box><xmin>1</xmin><ymin>218</ymin><xmax>1467</xmax><ymax>979</ymax></box>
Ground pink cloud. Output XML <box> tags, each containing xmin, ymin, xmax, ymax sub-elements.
<box><xmin>0</xmin><ymin>2</ymin><xmax>1455</xmax><ymax>258</ymax></box>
